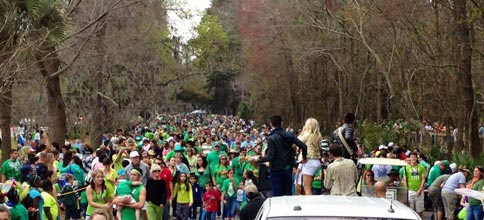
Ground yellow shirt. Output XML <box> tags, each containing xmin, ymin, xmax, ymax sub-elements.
<box><xmin>41</xmin><ymin>191</ymin><xmax>58</xmax><ymax>220</ymax></box>
<box><xmin>102</xmin><ymin>168</ymin><xmax>117</xmax><ymax>199</ymax></box>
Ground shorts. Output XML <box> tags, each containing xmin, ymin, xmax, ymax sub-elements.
<box><xmin>428</xmin><ymin>186</ymin><xmax>444</xmax><ymax>212</ymax></box>
<box><xmin>442</xmin><ymin>190</ymin><xmax>458</xmax><ymax>218</ymax></box>
<box><xmin>65</xmin><ymin>206</ymin><xmax>81</xmax><ymax>219</ymax></box>
<box><xmin>408</xmin><ymin>190</ymin><xmax>424</xmax><ymax>213</ymax></box>
<box><xmin>301</xmin><ymin>159</ymin><xmax>321</xmax><ymax>176</ymax></box>
<box><xmin>295</xmin><ymin>164</ymin><xmax>303</xmax><ymax>185</ymax></box>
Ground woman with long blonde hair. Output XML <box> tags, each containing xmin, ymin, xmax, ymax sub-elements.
<box><xmin>298</xmin><ymin>118</ymin><xmax>322</xmax><ymax>195</ymax></box>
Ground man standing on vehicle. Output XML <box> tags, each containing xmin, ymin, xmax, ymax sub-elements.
<box><xmin>403</xmin><ymin>152</ymin><xmax>427</xmax><ymax>218</ymax></box>
<box><xmin>332</xmin><ymin>113</ymin><xmax>362</xmax><ymax>162</ymax></box>
<box><xmin>324</xmin><ymin>144</ymin><xmax>358</xmax><ymax>196</ymax></box>
<box><xmin>256</xmin><ymin>115</ymin><xmax>307</xmax><ymax>197</ymax></box>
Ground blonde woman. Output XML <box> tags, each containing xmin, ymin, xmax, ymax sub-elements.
<box><xmin>298</xmin><ymin>118</ymin><xmax>322</xmax><ymax>195</ymax></box>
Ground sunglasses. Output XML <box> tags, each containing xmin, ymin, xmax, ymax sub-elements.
<box><xmin>152</xmin><ymin>170</ymin><xmax>161</xmax><ymax>173</ymax></box>
<box><xmin>220</xmin><ymin>158</ymin><xmax>227</xmax><ymax>160</ymax></box>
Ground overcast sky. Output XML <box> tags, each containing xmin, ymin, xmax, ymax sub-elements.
<box><xmin>168</xmin><ymin>0</ymin><xmax>212</xmax><ymax>42</ymax></box>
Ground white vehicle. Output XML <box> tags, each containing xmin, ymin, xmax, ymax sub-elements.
<box><xmin>255</xmin><ymin>195</ymin><xmax>421</xmax><ymax>220</ymax></box>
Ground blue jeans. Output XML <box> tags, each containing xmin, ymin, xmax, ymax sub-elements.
<box><xmin>204</xmin><ymin>211</ymin><xmax>216</xmax><ymax>220</ymax></box>
<box><xmin>223</xmin><ymin>197</ymin><xmax>237</xmax><ymax>218</ymax></box>
<box><xmin>467</xmin><ymin>204</ymin><xmax>484</xmax><ymax>220</ymax></box>
<box><xmin>270</xmin><ymin>169</ymin><xmax>293</xmax><ymax>197</ymax></box>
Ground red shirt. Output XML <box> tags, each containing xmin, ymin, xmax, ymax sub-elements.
<box><xmin>203</xmin><ymin>190</ymin><xmax>221</xmax><ymax>212</ymax></box>
<box><xmin>160</xmin><ymin>167</ymin><xmax>173</xmax><ymax>199</ymax></box>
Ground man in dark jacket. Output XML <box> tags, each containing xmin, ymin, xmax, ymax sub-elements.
<box><xmin>240</xmin><ymin>184</ymin><xmax>266</xmax><ymax>220</ymax></box>
<box><xmin>256</xmin><ymin>115</ymin><xmax>307</xmax><ymax>197</ymax></box>
<box><xmin>332</xmin><ymin>113</ymin><xmax>361</xmax><ymax>160</ymax></box>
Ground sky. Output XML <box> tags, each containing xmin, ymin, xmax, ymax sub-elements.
<box><xmin>168</xmin><ymin>0</ymin><xmax>212</xmax><ymax>42</ymax></box>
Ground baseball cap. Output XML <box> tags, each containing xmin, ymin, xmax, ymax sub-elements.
<box><xmin>450</xmin><ymin>163</ymin><xmax>457</xmax><ymax>172</ymax></box>
<box><xmin>441</xmin><ymin>160</ymin><xmax>450</xmax><ymax>167</ymax></box>
<box><xmin>378</xmin><ymin>145</ymin><xmax>388</xmax><ymax>150</ymax></box>
<box><xmin>130</xmin><ymin>151</ymin><xmax>140</xmax><ymax>158</ymax></box>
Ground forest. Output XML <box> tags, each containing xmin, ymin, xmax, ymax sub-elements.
<box><xmin>1</xmin><ymin>0</ymin><xmax>484</xmax><ymax>161</ymax></box>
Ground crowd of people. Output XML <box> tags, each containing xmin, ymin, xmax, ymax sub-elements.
<box><xmin>0</xmin><ymin>112</ymin><xmax>480</xmax><ymax>220</ymax></box>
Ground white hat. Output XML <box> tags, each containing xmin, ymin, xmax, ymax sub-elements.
<box><xmin>434</xmin><ymin>161</ymin><xmax>441</xmax><ymax>166</ymax></box>
<box><xmin>450</xmin><ymin>163</ymin><xmax>457</xmax><ymax>173</ymax></box>
<box><xmin>388</xmin><ymin>142</ymin><xmax>394</xmax><ymax>147</ymax></box>
<box><xmin>166</xmin><ymin>137</ymin><xmax>174</xmax><ymax>142</ymax></box>
<box><xmin>378</xmin><ymin>145</ymin><xmax>388</xmax><ymax>150</ymax></box>
<box><xmin>129</xmin><ymin>151</ymin><xmax>140</xmax><ymax>158</ymax></box>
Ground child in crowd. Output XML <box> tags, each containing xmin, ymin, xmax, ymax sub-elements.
<box><xmin>236</xmin><ymin>181</ymin><xmax>246</xmax><ymax>215</ymax></box>
<box><xmin>243</xmin><ymin>170</ymin><xmax>258</xmax><ymax>187</ymax></box>
<box><xmin>41</xmin><ymin>180</ymin><xmax>59</xmax><ymax>220</ymax></box>
<box><xmin>116</xmin><ymin>173</ymin><xmax>142</xmax><ymax>220</ymax></box>
<box><xmin>202</xmin><ymin>182</ymin><xmax>221</xmax><ymax>220</ymax></box>
<box><xmin>172</xmin><ymin>172</ymin><xmax>193</xmax><ymax>220</ymax></box>
<box><xmin>60</xmin><ymin>173</ymin><xmax>81</xmax><ymax>220</ymax></box>
<box><xmin>189</xmin><ymin>174</ymin><xmax>202</xmax><ymax>220</ymax></box>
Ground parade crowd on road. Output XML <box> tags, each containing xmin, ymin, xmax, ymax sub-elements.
<box><xmin>0</xmin><ymin>113</ymin><xmax>481</xmax><ymax>220</ymax></box>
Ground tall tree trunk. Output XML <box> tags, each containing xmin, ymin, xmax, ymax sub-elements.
<box><xmin>283</xmin><ymin>49</ymin><xmax>301</xmax><ymax>123</ymax></box>
<box><xmin>453</xmin><ymin>0</ymin><xmax>479</xmax><ymax>156</ymax></box>
<box><xmin>0</xmin><ymin>88</ymin><xmax>12</xmax><ymax>164</ymax></box>
<box><xmin>90</xmin><ymin>22</ymin><xmax>108</xmax><ymax>149</ymax></box>
<box><xmin>37</xmin><ymin>47</ymin><xmax>67</xmax><ymax>146</ymax></box>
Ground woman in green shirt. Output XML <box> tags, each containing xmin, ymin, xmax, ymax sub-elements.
<box><xmin>60</xmin><ymin>151</ymin><xmax>86</xmax><ymax>186</ymax></box>
<box><xmin>195</xmin><ymin>156</ymin><xmax>212</xmax><ymax>189</ymax></box>
<box><xmin>86</xmin><ymin>170</ymin><xmax>110</xmax><ymax>219</ymax></box>
<box><xmin>466</xmin><ymin>166</ymin><xmax>484</xmax><ymax>220</ymax></box>
<box><xmin>213</xmin><ymin>155</ymin><xmax>230</xmax><ymax>188</ymax></box>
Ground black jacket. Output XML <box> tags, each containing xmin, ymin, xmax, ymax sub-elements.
<box><xmin>240</xmin><ymin>196</ymin><xmax>266</xmax><ymax>220</ymax></box>
<box><xmin>259</xmin><ymin>127</ymin><xmax>307</xmax><ymax>172</ymax></box>
<box><xmin>332</xmin><ymin>123</ymin><xmax>358</xmax><ymax>159</ymax></box>
<box><xmin>146</xmin><ymin>178</ymin><xmax>167</xmax><ymax>206</ymax></box>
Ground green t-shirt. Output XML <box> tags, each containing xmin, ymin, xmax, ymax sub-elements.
<box><xmin>221</xmin><ymin>178</ymin><xmax>238</xmax><ymax>198</ymax></box>
<box><xmin>214</xmin><ymin>165</ymin><xmax>230</xmax><ymax>186</ymax></box>
<box><xmin>243</xmin><ymin>163</ymin><xmax>259</xmax><ymax>178</ymax></box>
<box><xmin>312</xmin><ymin>168</ymin><xmax>323</xmax><ymax>189</ymax></box>
<box><xmin>121</xmin><ymin>185</ymin><xmax>143</xmax><ymax>219</ymax></box>
<box><xmin>196</xmin><ymin>167</ymin><xmax>212</xmax><ymax>187</ymax></box>
<box><xmin>247</xmin><ymin>150</ymin><xmax>258</xmax><ymax>157</ymax></box>
<box><xmin>218</xmin><ymin>144</ymin><xmax>228</xmax><ymax>154</ymax></box>
<box><xmin>427</xmin><ymin>165</ymin><xmax>442</xmax><ymax>186</ymax></box>
<box><xmin>166</xmin><ymin>150</ymin><xmax>187</xmax><ymax>161</ymax></box>
<box><xmin>469</xmin><ymin>180</ymin><xmax>484</xmax><ymax>206</ymax></box>
<box><xmin>207</xmin><ymin>151</ymin><xmax>220</xmax><ymax>172</ymax></box>
<box><xmin>80</xmin><ymin>190</ymin><xmax>87</xmax><ymax>204</ymax></box>
<box><xmin>231</xmin><ymin>156</ymin><xmax>244</xmax><ymax>184</ymax></box>
<box><xmin>10</xmin><ymin>203</ymin><xmax>28</xmax><ymax>220</ymax></box>
<box><xmin>0</xmin><ymin>159</ymin><xmax>21</xmax><ymax>181</ymax></box>
<box><xmin>405</xmin><ymin>165</ymin><xmax>426</xmax><ymax>191</ymax></box>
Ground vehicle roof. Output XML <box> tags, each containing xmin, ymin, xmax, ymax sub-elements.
<box><xmin>264</xmin><ymin>195</ymin><xmax>420</xmax><ymax>220</ymax></box>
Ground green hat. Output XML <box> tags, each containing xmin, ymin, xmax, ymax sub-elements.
<box><xmin>442</xmin><ymin>160</ymin><xmax>450</xmax><ymax>167</ymax></box>
<box><xmin>144</xmin><ymin>132</ymin><xmax>154</xmax><ymax>140</ymax></box>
